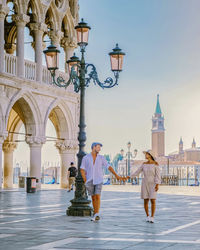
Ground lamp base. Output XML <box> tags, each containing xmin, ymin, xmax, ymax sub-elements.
<box><xmin>67</xmin><ymin>198</ymin><xmax>92</xmax><ymax>216</ymax></box>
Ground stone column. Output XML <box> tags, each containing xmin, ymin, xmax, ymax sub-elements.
<box><xmin>0</xmin><ymin>141</ymin><xmax>2</xmax><ymax>189</ymax></box>
<box><xmin>0</xmin><ymin>137</ymin><xmax>4</xmax><ymax>189</ymax></box>
<box><xmin>30</xmin><ymin>23</ymin><xmax>47</xmax><ymax>82</ymax></box>
<box><xmin>3</xmin><ymin>142</ymin><xmax>17</xmax><ymax>188</ymax></box>
<box><xmin>0</xmin><ymin>134</ymin><xmax>7</xmax><ymax>189</ymax></box>
<box><xmin>56</xmin><ymin>140</ymin><xmax>77</xmax><ymax>188</ymax></box>
<box><xmin>61</xmin><ymin>37</ymin><xmax>77</xmax><ymax>73</ymax></box>
<box><xmin>0</xmin><ymin>5</ymin><xmax>9</xmax><ymax>73</ymax></box>
<box><xmin>26</xmin><ymin>137</ymin><xmax>45</xmax><ymax>189</ymax></box>
<box><xmin>13</xmin><ymin>14</ymin><xmax>30</xmax><ymax>77</ymax></box>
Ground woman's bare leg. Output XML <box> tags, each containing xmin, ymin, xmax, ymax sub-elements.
<box><xmin>150</xmin><ymin>199</ymin><xmax>156</xmax><ymax>217</ymax></box>
<box><xmin>144</xmin><ymin>199</ymin><xmax>149</xmax><ymax>216</ymax></box>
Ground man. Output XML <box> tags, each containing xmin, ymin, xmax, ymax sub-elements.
<box><xmin>80</xmin><ymin>142</ymin><xmax>123</xmax><ymax>221</ymax></box>
<box><xmin>68</xmin><ymin>162</ymin><xmax>77</xmax><ymax>192</ymax></box>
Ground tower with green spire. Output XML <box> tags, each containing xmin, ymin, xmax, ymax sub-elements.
<box><xmin>152</xmin><ymin>94</ymin><xmax>165</xmax><ymax>157</ymax></box>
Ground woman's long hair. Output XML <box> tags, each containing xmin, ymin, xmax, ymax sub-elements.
<box><xmin>147</xmin><ymin>152</ymin><xmax>156</xmax><ymax>162</ymax></box>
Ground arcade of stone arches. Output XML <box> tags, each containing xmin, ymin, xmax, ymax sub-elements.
<box><xmin>0</xmin><ymin>0</ymin><xmax>80</xmax><ymax>189</ymax></box>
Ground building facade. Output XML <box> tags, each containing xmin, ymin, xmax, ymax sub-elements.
<box><xmin>0</xmin><ymin>0</ymin><xmax>80</xmax><ymax>189</ymax></box>
<box><xmin>169</xmin><ymin>138</ymin><xmax>200</xmax><ymax>162</ymax></box>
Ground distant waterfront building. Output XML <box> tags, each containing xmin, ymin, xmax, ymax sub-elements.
<box><xmin>118</xmin><ymin>94</ymin><xmax>200</xmax><ymax>185</ymax></box>
<box><xmin>169</xmin><ymin>137</ymin><xmax>200</xmax><ymax>162</ymax></box>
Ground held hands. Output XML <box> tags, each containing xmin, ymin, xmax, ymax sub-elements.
<box><xmin>155</xmin><ymin>184</ymin><xmax>159</xmax><ymax>192</ymax></box>
<box><xmin>116</xmin><ymin>175</ymin><xmax>129</xmax><ymax>182</ymax></box>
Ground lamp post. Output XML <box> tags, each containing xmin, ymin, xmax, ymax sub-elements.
<box><xmin>43</xmin><ymin>18</ymin><xmax>125</xmax><ymax>216</ymax></box>
<box><xmin>121</xmin><ymin>142</ymin><xmax>137</xmax><ymax>178</ymax></box>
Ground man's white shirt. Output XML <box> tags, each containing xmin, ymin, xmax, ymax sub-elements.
<box><xmin>80</xmin><ymin>153</ymin><xmax>110</xmax><ymax>185</ymax></box>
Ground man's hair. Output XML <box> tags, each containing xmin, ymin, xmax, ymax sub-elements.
<box><xmin>70</xmin><ymin>162</ymin><xmax>74</xmax><ymax>166</ymax></box>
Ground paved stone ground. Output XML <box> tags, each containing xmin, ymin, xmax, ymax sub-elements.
<box><xmin>0</xmin><ymin>189</ymin><xmax>200</xmax><ymax>250</ymax></box>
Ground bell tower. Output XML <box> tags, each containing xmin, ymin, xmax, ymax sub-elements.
<box><xmin>151</xmin><ymin>94</ymin><xmax>165</xmax><ymax>157</ymax></box>
<box><xmin>179</xmin><ymin>137</ymin><xmax>183</xmax><ymax>153</ymax></box>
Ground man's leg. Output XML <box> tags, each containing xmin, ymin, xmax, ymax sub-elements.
<box><xmin>91</xmin><ymin>195</ymin><xmax>101</xmax><ymax>214</ymax></box>
<box><xmin>95</xmin><ymin>194</ymin><xmax>101</xmax><ymax>214</ymax></box>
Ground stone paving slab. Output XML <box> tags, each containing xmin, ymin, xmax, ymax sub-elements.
<box><xmin>0</xmin><ymin>189</ymin><xmax>200</xmax><ymax>249</ymax></box>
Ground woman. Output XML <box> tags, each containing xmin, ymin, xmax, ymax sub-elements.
<box><xmin>130</xmin><ymin>150</ymin><xmax>161</xmax><ymax>223</ymax></box>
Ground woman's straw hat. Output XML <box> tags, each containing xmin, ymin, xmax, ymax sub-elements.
<box><xmin>143</xmin><ymin>150</ymin><xmax>156</xmax><ymax>159</ymax></box>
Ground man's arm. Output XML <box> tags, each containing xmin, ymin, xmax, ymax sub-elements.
<box><xmin>108</xmin><ymin>166</ymin><xmax>122</xmax><ymax>181</ymax></box>
<box><xmin>80</xmin><ymin>169</ymin><xmax>87</xmax><ymax>183</ymax></box>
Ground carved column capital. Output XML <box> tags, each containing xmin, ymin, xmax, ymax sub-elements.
<box><xmin>4</xmin><ymin>43</ymin><xmax>16</xmax><ymax>54</ymax></box>
<box><xmin>56</xmin><ymin>139</ymin><xmax>78</xmax><ymax>153</ymax></box>
<box><xmin>49</xmin><ymin>30</ymin><xmax>64</xmax><ymax>46</ymax></box>
<box><xmin>12</xmin><ymin>14</ymin><xmax>30</xmax><ymax>27</ymax></box>
<box><xmin>3</xmin><ymin>141</ymin><xmax>17</xmax><ymax>153</ymax></box>
<box><xmin>30</xmin><ymin>22</ymin><xmax>47</xmax><ymax>32</ymax></box>
<box><xmin>60</xmin><ymin>36</ymin><xmax>77</xmax><ymax>50</ymax></box>
<box><xmin>26</xmin><ymin>136</ymin><xmax>46</xmax><ymax>147</ymax></box>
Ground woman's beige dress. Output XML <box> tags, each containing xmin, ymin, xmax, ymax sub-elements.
<box><xmin>131</xmin><ymin>163</ymin><xmax>161</xmax><ymax>199</ymax></box>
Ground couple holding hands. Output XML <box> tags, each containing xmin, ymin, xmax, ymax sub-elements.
<box><xmin>80</xmin><ymin>142</ymin><xmax>161</xmax><ymax>222</ymax></box>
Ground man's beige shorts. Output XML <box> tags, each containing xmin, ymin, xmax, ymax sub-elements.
<box><xmin>69</xmin><ymin>177</ymin><xmax>76</xmax><ymax>185</ymax></box>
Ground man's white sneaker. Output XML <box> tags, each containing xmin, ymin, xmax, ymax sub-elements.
<box><xmin>91</xmin><ymin>215</ymin><xmax>96</xmax><ymax>221</ymax></box>
<box><xmin>149</xmin><ymin>217</ymin><xmax>154</xmax><ymax>223</ymax></box>
<box><xmin>91</xmin><ymin>213</ymin><xmax>100</xmax><ymax>221</ymax></box>
<box><xmin>146</xmin><ymin>216</ymin><xmax>150</xmax><ymax>222</ymax></box>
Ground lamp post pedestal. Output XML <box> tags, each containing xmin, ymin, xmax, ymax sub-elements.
<box><xmin>67</xmin><ymin>172</ymin><xmax>92</xmax><ymax>216</ymax></box>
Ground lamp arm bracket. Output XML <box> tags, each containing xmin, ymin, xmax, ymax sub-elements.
<box><xmin>50</xmin><ymin>66</ymin><xmax>80</xmax><ymax>92</ymax></box>
<box><xmin>85</xmin><ymin>63</ymin><xmax>119</xmax><ymax>89</ymax></box>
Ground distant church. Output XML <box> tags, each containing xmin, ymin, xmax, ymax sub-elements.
<box><xmin>151</xmin><ymin>94</ymin><xmax>200</xmax><ymax>162</ymax></box>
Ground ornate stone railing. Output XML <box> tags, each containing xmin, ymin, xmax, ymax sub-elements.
<box><xmin>42</xmin><ymin>66</ymin><xmax>52</xmax><ymax>84</ymax></box>
<box><xmin>24</xmin><ymin>59</ymin><xmax>36</xmax><ymax>81</ymax></box>
<box><xmin>3</xmin><ymin>53</ymin><xmax>74</xmax><ymax>92</ymax></box>
<box><xmin>4</xmin><ymin>53</ymin><xmax>17</xmax><ymax>75</ymax></box>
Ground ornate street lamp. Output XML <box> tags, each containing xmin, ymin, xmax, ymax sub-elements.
<box><xmin>75</xmin><ymin>18</ymin><xmax>91</xmax><ymax>49</ymax></box>
<box><xmin>121</xmin><ymin>142</ymin><xmax>137</xmax><ymax>178</ymax></box>
<box><xmin>43</xmin><ymin>44</ymin><xmax>60</xmax><ymax>75</ymax></box>
<box><xmin>44</xmin><ymin>18</ymin><xmax>125</xmax><ymax>216</ymax></box>
<box><xmin>67</xmin><ymin>53</ymin><xmax>80</xmax><ymax>75</ymax></box>
<box><xmin>109</xmin><ymin>44</ymin><xmax>125</xmax><ymax>72</ymax></box>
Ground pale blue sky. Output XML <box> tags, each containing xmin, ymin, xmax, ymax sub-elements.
<box><xmin>14</xmin><ymin>0</ymin><xmax>200</xmax><ymax>166</ymax></box>
<box><xmin>77</xmin><ymin>0</ymin><xmax>200</xmax><ymax>159</ymax></box>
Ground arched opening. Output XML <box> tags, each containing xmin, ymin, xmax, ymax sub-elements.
<box><xmin>5</xmin><ymin>1</ymin><xmax>17</xmax><ymax>55</ymax></box>
<box><xmin>44</xmin><ymin>104</ymin><xmax>76</xmax><ymax>188</ymax></box>
<box><xmin>42</xmin><ymin>118</ymin><xmax>60</xmax><ymax>185</ymax></box>
<box><xmin>13</xmin><ymin>124</ymin><xmax>29</xmax><ymax>185</ymax></box>
<box><xmin>4</xmin><ymin>97</ymin><xmax>36</xmax><ymax>188</ymax></box>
